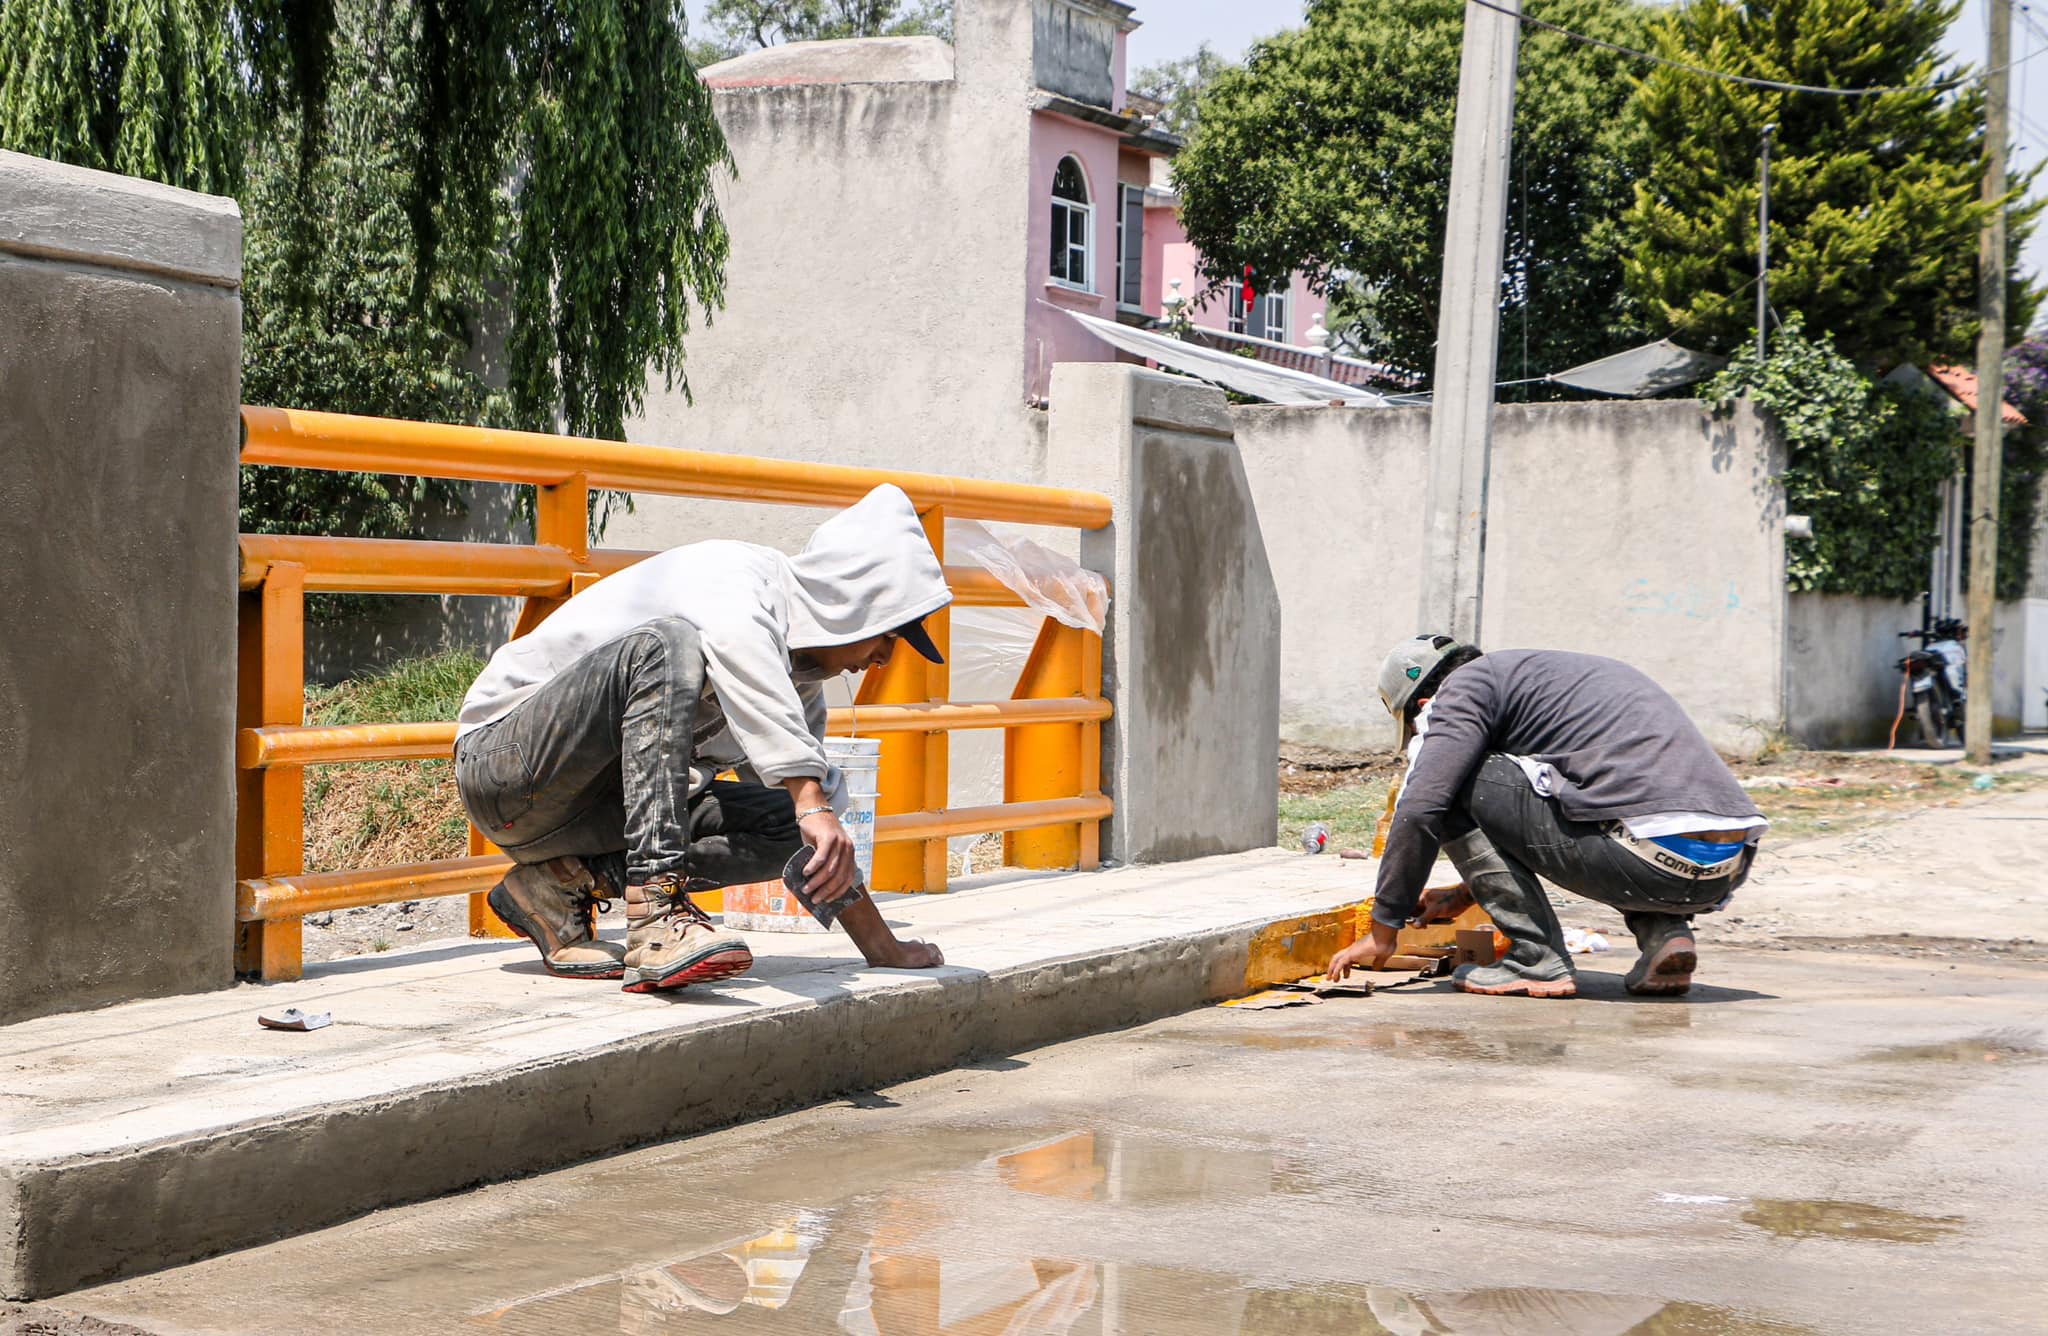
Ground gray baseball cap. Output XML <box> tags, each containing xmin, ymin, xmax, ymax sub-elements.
<box><xmin>1377</xmin><ymin>633</ymin><xmax>1468</xmax><ymax>743</ymax></box>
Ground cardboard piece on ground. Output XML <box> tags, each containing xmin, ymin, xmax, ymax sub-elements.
<box><xmin>257</xmin><ymin>1008</ymin><xmax>332</xmax><ymax>1032</ymax></box>
<box><xmin>1273</xmin><ymin>974</ymin><xmax>1376</xmax><ymax>997</ymax></box>
<box><xmin>1221</xmin><ymin>989</ymin><xmax>1324</xmax><ymax>1010</ymax></box>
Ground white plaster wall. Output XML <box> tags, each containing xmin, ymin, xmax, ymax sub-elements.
<box><xmin>611</xmin><ymin>0</ymin><xmax>1045</xmax><ymax>557</ymax></box>
<box><xmin>1233</xmin><ymin>403</ymin><xmax>1430</xmax><ymax>753</ymax></box>
<box><xmin>1233</xmin><ymin>399</ymin><xmax>1787</xmax><ymax>756</ymax></box>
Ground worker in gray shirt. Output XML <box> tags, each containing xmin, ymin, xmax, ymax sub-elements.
<box><xmin>1327</xmin><ymin>635</ymin><xmax>1765</xmax><ymax>998</ymax></box>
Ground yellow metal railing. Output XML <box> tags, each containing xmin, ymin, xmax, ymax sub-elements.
<box><xmin>235</xmin><ymin>407</ymin><xmax>1113</xmax><ymax>981</ymax></box>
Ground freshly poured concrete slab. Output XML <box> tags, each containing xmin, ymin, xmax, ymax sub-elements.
<box><xmin>0</xmin><ymin>848</ymin><xmax>1380</xmax><ymax>1299</ymax></box>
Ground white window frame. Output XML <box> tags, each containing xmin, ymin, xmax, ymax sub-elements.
<box><xmin>1050</xmin><ymin>156</ymin><xmax>1093</xmax><ymax>292</ymax></box>
<box><xmin>1224</xmin><ymin>279</ymin><xmax>1290</xmax><ymax>341</ymax></box>
<box><xmin>1262</xmin><ymin>289</ymin><xmax>1290</xmax><ymax>343</ymax></box>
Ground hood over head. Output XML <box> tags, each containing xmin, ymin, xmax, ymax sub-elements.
<box><xmin>785</xmin><ymin>484</ymin><xmax>952</xmax><ymax>649</ymax></box>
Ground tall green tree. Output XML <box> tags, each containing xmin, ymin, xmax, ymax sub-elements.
<box><xmin>1170</xmin><ymin>0</ymin><xmax>1655</xmax><ymax>381</ymax></box>
<box><xmin>0</xmin><ymin>0</ymin><xmax>733</xmax><ymax>444</ymax></box>
<box><xmin>1624</xmin><ymin>0</ymin><xmax>2038</xmax><ymax>366</ymax></box>
<box><xmin>1131</xmin><ymin>42</ymin><xmax>1233</xmax><ymax>139</ymax></box>
<box><xmin>237</xmin><ymin>0</ymin><xmax>509</xmax><ymax>541</ymax></box>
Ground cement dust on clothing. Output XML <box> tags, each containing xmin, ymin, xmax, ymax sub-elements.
<box><xmin>60</xmin><ymin>946</ymin><xmax>2048</xmax><ymax>1336</ymax></box>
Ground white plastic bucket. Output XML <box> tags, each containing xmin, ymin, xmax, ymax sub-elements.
<box><xmin>722</xmin><ymin>737</ymin><xmax>882</xmax><ymax>933</ymax></box>
<box><xmin>826</xmin><ymin>736</ymin><xmax>881</xmax><ymax>892</ymax></box>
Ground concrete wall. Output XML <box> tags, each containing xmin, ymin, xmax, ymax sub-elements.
<box><xmin>1786</xmin><ymin>593</ymin><xmax>2034</xmax><ymax>745</ymax></box>
<box><xmin>0</xmin><ymin>152</ymin><xmax>242</xmax><ymax>1022</ymax></box>
<box><xmin>1234</xmin><ymin>399</ymin><xmax>1788</xmax><ymax>756</ymax></box>
<box><xmin>1046</xmin><ymin>364</ymin><xmax>1280</xmax><ymax>862</ymax></box>
<box><xmin>1783</xmin><ymin>594</ymin><xmax>1918</xmax><ymax>748</ymax></box>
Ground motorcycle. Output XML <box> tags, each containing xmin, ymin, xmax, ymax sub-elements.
<box><xmin>1896</xmin><ymin>617</ymin><xmax>1967</xmax><ymax>748</ymax></box>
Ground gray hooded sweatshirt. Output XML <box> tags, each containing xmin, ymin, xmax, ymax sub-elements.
<box><xmin>456</xmin><ymin>484</ymin><xmax>951</xmax><ymax>793</ymax></box>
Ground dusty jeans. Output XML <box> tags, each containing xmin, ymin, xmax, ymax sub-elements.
<box><xmin>453</xmin><ymin>616</ymin><xmax>801</xmax><ymax>888</ymax></box>
<box><xmin>1449</xmin><ymin>755</ymin><xmax>1751</xmax><ymax>953</ymax></box>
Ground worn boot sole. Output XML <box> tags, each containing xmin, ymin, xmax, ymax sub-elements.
<box><xmin>1455</xmin><ymin>974</ymin><xmax>1578</xmax><ymax>998</ymax></box>
<box><xmin>1627</xmin><ymin>936</ymin><xmax>1697</xmax><ymax>996</ymax></box>
<box><xmin>621</xmin><ymin>944</ymin><xmax>755</xmax><ymax>995</ymax></box>
<box><xmin>487</xmin><ymin>884</ymin><xmax>625</xmax><ymax>980</ymax></box>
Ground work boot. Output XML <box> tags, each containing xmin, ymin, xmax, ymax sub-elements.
<box><xmin>622</xmin><ymin>874</ymin><xmax>754</xmax><ymax>994</ymax></box>
<box><xmin>1440</xmin><ymin>830</ymin><xmax>1577</xmax><ymax>998</ymax></box>
<box><xmin>1623</xmin><ymin>912</ymin><xmax>1697</xmax><ymax>996</ymax></box>
<box><xmin>486</xmin><ymin>856</ymin><xmax>625</xmax><ymax>980</ymax></box>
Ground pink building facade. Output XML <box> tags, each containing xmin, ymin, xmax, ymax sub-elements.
<box><xmin>1018</xmin><ymin>1</ymin><xmax>1327</xmax><ymax>401</ymax></box>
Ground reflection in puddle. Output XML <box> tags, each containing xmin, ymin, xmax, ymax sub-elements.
<box><xmin>1864</xmin><ymin>1029</ymin><xmax>2043</xmax><ymax>1065</ymax></box>
<box><xmin>469</xmin><ymin>1130</ymin><xmax>1806</xmax><ymax>1334</ymax></box>
<box><xmin>1741</xmin><ymin>1198</ymin><xmax>1963</xmax><ymax>1243</ymax></box>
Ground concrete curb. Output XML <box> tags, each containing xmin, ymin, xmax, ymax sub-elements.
<box><xmin>1</xmin><ymin>902</ymin><xmax>1361</xmax><ymax>1299</ymax></box>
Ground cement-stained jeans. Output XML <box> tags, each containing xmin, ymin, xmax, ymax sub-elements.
<box><xmin>453</xmin><ymin>616</ymin><xmax>801</xmax><ymax>888</ymax></box>
<box><xmin>1447</xmin><ymin>755</ymin><xmax>1748</xmax><ymax>954</ymax></box>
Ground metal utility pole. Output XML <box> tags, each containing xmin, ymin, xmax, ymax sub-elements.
<box><xmin>1419</xmin><ymin>0</ymin><xmax>1521</xmax><ymax>641</ymax></box>
<box><xmin>1966</xmin><ymin>0</ymin><xmax>2012</xmax><ymax>764</ymax></box>
<box><xmin>1757</xmin><ymin>123</ymin><xmax>1775</xmax><ymax>361</ymax></box>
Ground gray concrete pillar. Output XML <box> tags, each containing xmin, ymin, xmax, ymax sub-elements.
<box><xmin>1046</xmin><ymin>363</ymin><xmax>1281</xmax><ymax>863</ymax></box>
<box><xmin>0</xmin><ymin>152</ymin><xmax>242</xmax><ymax>1023</ymax></box>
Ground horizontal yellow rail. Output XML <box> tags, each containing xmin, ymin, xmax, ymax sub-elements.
<box><xmin>236</xmin><ymin>796</ymin><xmax>1116</xmax><ymax>921</ymax></box>
<box><xmin>238</xmin><ymin>698</ymin><xmax>1115</xmax><ymax>768</ymax></box>
<box><xmin>242</xmin><ymin>407</ymin><xmax>1113</xmax><ymax>530</ymax></box>
<box><xmin>237</xmin><ymin>534</ymin><xmax>1023</xmax><ymax>606</ymax></box>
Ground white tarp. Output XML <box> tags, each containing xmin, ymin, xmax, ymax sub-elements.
<box><xmin>1546</xmin><ymin>339</ymin><xmax>1727</xmax><ymax>398</ymax></box>
<box><xmin>1062</xmin><ymin>308</ymin><xmax>1390</xmax><ymax>407</ymax></box>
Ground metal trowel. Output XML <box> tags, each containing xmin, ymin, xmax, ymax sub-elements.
<box><xmin>780</xmin><ymin>845</ymin><xmax>871</xmax><ymax>928</ymax></box>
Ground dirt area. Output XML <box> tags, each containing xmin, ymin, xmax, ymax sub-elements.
<box><xmin>1276</xmin><ymin>743</ymin><xmax>2048</xmax><ymax>858</ymax></box>
<box><xmin>0</xmin><ymin>1304</ymin><xmax>156</xmax><ymax>1336</ymax></box>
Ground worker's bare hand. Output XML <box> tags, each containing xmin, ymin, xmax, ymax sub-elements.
<box><xmin>1412</xmin><ymin>882</ymin><xmax>1474</xmax><ymax>925</ymax></box>
<box><xmin>1325</xmin><ymin>921</ymin><xmax>1401</xmax><ymax>982</ymax></box>
<box><xmin>869</xmin><ymin>938</ymin><xmax>944</xmax><ymax>969</ymax></box>
<box><xmin>798</xmin><ymin>809</ymin><xmax>859</xmax><ymax>901</ymax></box>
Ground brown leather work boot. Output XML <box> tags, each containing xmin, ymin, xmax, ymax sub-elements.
<box><xmin>622</xmin><ymin>875</ymin><xmax>753</xmax><ymax>994</ymax></box>
<box><xmin>486</xmin><ymin>856</ymin><xmax>626</xmax><ymax>980</ymax></box>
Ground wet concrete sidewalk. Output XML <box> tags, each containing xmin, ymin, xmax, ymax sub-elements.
<box><xmin>45</xmin><ymin>945</ymin><xmax>2048</xmax><ymax>1335</ymax></box>
<box><xmin>0</xmin><ymin>849</ymin><xmax>1384</xmax><ymax>1300</ymax></box>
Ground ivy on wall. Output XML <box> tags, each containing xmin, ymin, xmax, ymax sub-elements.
<box><xmin>1706</xmin><ymin>318</ymin><xmax>1960</xmax><ymax>600</ymax></box>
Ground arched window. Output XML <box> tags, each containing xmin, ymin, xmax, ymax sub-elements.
<box><xmin>1050</xmin><ymin>156</ymin><xmax>1091</xmax><ymax>290</ymax></box>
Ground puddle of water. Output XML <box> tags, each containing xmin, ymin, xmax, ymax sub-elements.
<box><xmin>1741</xmin><ymin>1198</ymin><xmax>1963</xmax><ymax>1244</ymax></box>
<box><xmin>458</xmin><ymin>1129</ymin><xmax>1810</xmax><ymax>1335</ymax></box>
<box><xmin>1864</xmin><ymin>1029</ymin><xmax>2043</xmax><ymax>1065</ymax></box>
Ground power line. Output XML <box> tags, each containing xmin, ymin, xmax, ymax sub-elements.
<box><xmin>1467</xmin><ymin>0</ymin><xmax>2048</xmax><ymax>98</ymax></box>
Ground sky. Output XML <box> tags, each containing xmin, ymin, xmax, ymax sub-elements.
<box><xmin>682</xmin><ymin>0</ymin><xmax>2048</xmax><ymax>282</ymax></box>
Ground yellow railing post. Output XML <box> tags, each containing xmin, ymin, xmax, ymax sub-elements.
<box><xmin>1003</xmin><ymin>620</ymin><xmax>1105</xmax><ymax>870</ymax></box>
<box><xmin>861</xmin><ymin>506</ymin><xmax>950</xmax><ymax>891</ymax></box>
<box><xmin>511</xmin><ymin>471</ymin><xmax>591</xmax><ymax>638</ymax></box>
<box><xmin>236</xmin><ymin>561</ymin><xmax>306</xmax><ymax>980</ymax></box>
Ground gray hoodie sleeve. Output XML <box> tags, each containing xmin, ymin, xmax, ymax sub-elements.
<box><xmin>1371</xmin><ymin>669</ymin><xmax>1497</xmax><ymax>928</ymax></box>
<box><xmin>697</xmin><ymin>598</ymin><xmax>832</xmax><ymax>789</ymax></box>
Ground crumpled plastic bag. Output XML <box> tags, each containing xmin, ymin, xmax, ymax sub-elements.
<box><xmin>946</xmin><ymin>518</ymin><xmax>1108</xmax><ymax>634</ymax></box>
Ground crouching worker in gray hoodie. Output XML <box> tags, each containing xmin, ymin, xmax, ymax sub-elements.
<box><xmin>452</xmin><ymin>484</ymin><xmax>948</xmax><ymax>995</ymax></box>
<box><xmin>1326</xmin><ymin>636</ymin><xmax>1766</xmax><ymax>999</ymax></box>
